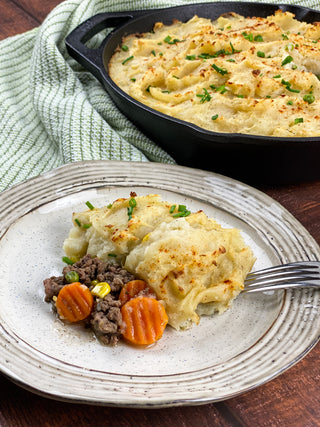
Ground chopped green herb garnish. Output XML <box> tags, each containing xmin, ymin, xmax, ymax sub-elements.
<box><xmin>198</xmin><ymin>53</ymin><xmax>214</xmax><ymax>59</ymax></box>
<box><xmin>172</xmin><ymin>204</ymin><xmax>191</xmax><ymax>218</ymax></box>
<box><xmin>146</xmin><ymin>85</ymin><xmax>152</xmax><ymax>92</ymax></box>
<box><xmin>237</xmin><ymin>94</ymin><xmax>244</xmax><ymax>98</ymax></box>
<box><xmin>86</xmin><ymin>201</ymin><xmax>94</xmax><ymax>210</ymax></box>
<box><xmin>127</xmin><ymin>197</ymin><xmax>137</xmax><ymax>220</ymax></box>
<box><xmin>107</xmin><ymin>203</ymin><xmax>112</xmax><ymax>209</ymax></box>
<box><xmin>303</xmin><ymin>93</ymin><xmax>315</xmax><ymax>104</ymax></box>
<box><xmin>108</xmin><ymin>253</ymin><xmax>117</xmax><ymax>257</ymax></box>
<box><xmin>281</xmin><ymin>55</ymin><xmax>293</xmax><ymax>66</ymax></box>
<box><xmin>281</xmin><ymin>79</ymin><xmax>300</xmax><ymax>93</ymax></box>
<box><xmin>82</xmin><ymin>224</ymin><xmax>91</xmax><ymax>229</ymax></box>
<box><xmin>75</xmin><ymin>218</ymin><xmax>81</xmax><ymax>227</ymax></box>
<box><xmin>151</xmin><ymin>50</ymin><xmax>156</xmax><ymax>56</ymax></box>
<box><xmin>169</xmin><ymin>205</ymin><xmax>176</xmax><ymax>213</ymax></box>
<box><xmin>266</xmin><ymin>95</ymin><xmax>271</xmax><ymax>98</ymax></box>
<box><xmin>229</xmin><ymin>42</ymin><xmax>241</xmax><ymax>54</ymax></box>
<box><xmin>257</xmin><ymin>51</ymin><xmax>265</xmax><ymax>58</ymax></box>
<box><xmin>294</xmin><ymin>117</ymin><xmax>304</xmax><ymax>124</ymax></box>
<box><xmin>196</xmin><ymin>88</ymin><xmax>212</xmax><ymax>103</ymax></box>
<box><xmin>186</xmin><ymin>55</ymin><xmax>196</xmax><ymax>60</ymax></box>
<box><xmin>130</xmin><ymin>78</ymin><xmax>136</xmax><ymax>82</ymax></box>
<box><xmin>273</xmin><ymin>74</ymin><xmax>281</xmax><ymax>78</ymax></box>
<box><xmin>173</xmin><ymin>75</ymin><xmax>180</xmax><ymax>79</ymax></box>
<box><xmin>227</xmin><ymin>58</ymin><xmax>236</xmax><ymax>62</ymax></box>
<box><xmin>164</xmin><ymin>36</ymin><xmax>185</xmax><ymax>44</ymax></box>
<box><xmin>162</xmin><ymin>90</ymin><xmax>171</xmax><ymax>93</ymax></box>
<box><xmin>287</xmin><ymin>100</ymin><xmax>293</xmax><ymax>105</ymax></box>
<box><xmin>62</xmin><ymin>256</ymin><xmax>74</xmax><ymax>265</ymax></box>
<box><xmin>210</xmin><ymin>84</ymin><xmax>228</xmax><ymax>94</ymax></box>
<box><xmin>211</xmin><ymin>114</ymin><xmax>219</xmax><ymax>120</ymax></box>
<box><xmin>242</xmin><ymin>32</ymin><xmax>253</xmax><ymax>41</ymax></box>
<box><xmin>121</xmin><ymin>45</ymin><xmax>129</xmax><ymax>51</ymax></box>
<box><xmin>122</xmin><ymin>56</ymin><xmax>134</xmax><ymax>65</ymax></box>
<box><xmin>282</xmin><ymin>34</ymin><xmax>289</xmax><ymax>40</ymax></box>
<box><xmin>254</xmin><ymin>35</ymin><xmax>264</xmax><ymax>42</ymax></box>
<box><xmin>212</xmin><ymin>63</ymin><xmax>228</xmax><ymax>75</ymax></box>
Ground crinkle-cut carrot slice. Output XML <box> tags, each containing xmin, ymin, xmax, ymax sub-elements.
<box><xmin>55</xmin><ymin>282</ymin><xmax>94</xmax><ymax>322</ymax></box>
<box><xmin>121</xmin><ymin>296</ymin><xmax>168</xmax><ymax>345</ymax></box>
<box><xmin>119</xmin><ymin>280</ymin><xmax>156</xmax><ymax>305</ymax></box>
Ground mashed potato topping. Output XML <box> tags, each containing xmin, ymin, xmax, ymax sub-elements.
<box><xmin>109</xmin><ymin>10</ymin><xmax>320</xmax><ymax>137</ymax></box>
<box><xmin>63</xmin><ymin>194</ymin><xmax>255</xmax><ymax>330</ymax></box>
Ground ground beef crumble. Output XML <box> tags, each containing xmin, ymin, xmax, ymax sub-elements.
<box><xmin>43</xmin><ymin>254</ymin><xmax>135</xmax><ymax>345</ymax></box>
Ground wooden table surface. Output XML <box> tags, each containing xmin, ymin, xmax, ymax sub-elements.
<box><xmin>0</xmin><ymin>1</ymin><xmax>319</xmax><ymax>426</ymax></box>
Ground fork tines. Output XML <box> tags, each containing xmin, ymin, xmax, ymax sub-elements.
<box><xmin>243</xmin><ymin>261</ymin><xmax>320</xmax><ymax>293</ymax></box>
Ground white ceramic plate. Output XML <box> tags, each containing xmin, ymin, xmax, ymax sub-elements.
<box><xmin>0</xmin><ymin>161</ymin><xmax>319</xmax><ymax>407</ymax></box>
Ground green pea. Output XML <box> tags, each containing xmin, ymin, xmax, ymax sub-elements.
<box><xmin>64</xmin><ymin>271</ymin><xmax>80</xmax><ymax>283</ymax></box>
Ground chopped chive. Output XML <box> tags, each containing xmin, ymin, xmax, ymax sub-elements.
<box><xmin>282</xmin><ymin>34</ymin><xmax>289</xmax><ymax>40</ymax></box>
<box><xmin>122</xmin><ymin>56</ymin><xmax>134</xmax><ymax>65</ymax></box>
<box><xmin>173</xmin><ymin>75</ymin><xmax>180</xmax><ymax>79</ymax></box>
<box><xmin>164</xmin><ymin>36</ymin><xmax>185</xmax><ymax>44</ymax></box>
<box><xmin>294</xmin><ymin>117</ymin><xmax>303</xmax><ymax>124</ymax></box>
<box><xmin>107</xmin><ymin>203</ymin><xmax>112</xmax><ymax>208</ymax></box>
<box><xmin>108</xmin><ymin>253</ymin><xmax>117</xmax><ymax>257</ymax></box>
<box><xmin>186</xmin><ymin>55</ymin><xmax>196</xmax><ymax>60</ymax></box>
<box><xmin>121</xmin><ymin>45</ymin><xmax>129</xmax><ymax>51</ymax></box>
<box><xmin>242</xmin><ymin>32</ymin><xmax>253</xmax><ymax>41</ymax></box>
<box><xmin>257</xmin><ymin>51</ymin><xmax>265</xmax><ymax>58</ymax></box>
<box><xmin>75</xmin><ymin>218</ymin><xmax>81</xmax><ymax>227</ymax></box>
<box><xmin>212</xmin><ymin>63</ymin><xmax>228</xmax><ymax>75</ymax></box>
<box><xmin>151</xmin><ymin>50</ymin><xmax>156</xmax><ymax>56</ymax></box>
<box><xmin>86</xmin><ymin>201</ymin><xmax>94</xmax><ymax>210</ymax></box>
<box><xmin>229</xmin><ymin>42</ymin><xmax>241</xmax><ymax>54</ymax></box>
<box><xmin>281</xmin><ymin>55</ymin><xmax>293</xmax><ymax>66</ymax></box>
<box><xmin>273</xmin><ymin>74</ymin><xmax>281</xmax><ymax>78</ymax></box>
<box><xmin>281</xmin><ymin>79</ymin><xmax>300</xmax><ymax>93</ymax></box>
<box><xmin>82</xmin><ymin>224</ymin><xmax>91</xmax><ymax>229</ymax></box>
<box><xmin>227</xmin><ymin>58</ymin><xmax>236</xmax><ymax>62</ymax></box>
<box><xmin>62</xmin><ymin>256</ymin><xmax>74</xmax><ymax>265</ymax></box>
<box><xmin>211</xmin><ymin>114</ymin><xmax>219</xmax><ymax>120</ymax></box>
<box><xmin>127</xmin><ymin>197</ymin><xmax>137</xmax><ymax>220</ymax></box>
<box><xmin>254</xmin><ymin>35</ymin><xmax>264</xmax><ymax>42</ymax></box>
<box><xmin>129</xmin><ymin>197</ymin><xmax>137</xmax><ymax>208</ymax></box>
<box><xmin>197</xmin><ymin>88</ymin><xmax>212</xmax><ymax>103</ymax></box>
<box><xmin>169</xmin><ymin>205</ymin><xmax>176</xmax><ymax>213</ymax></box>
<box><xmin>198</xmin><ymin>53</ymin><xmax>214</xmax><ymax>59</ymax></box>
<box><xmin>130</xmin><ymin>78</ymin><xmax>136</xmax><ymax>82</ymax></box>
<box><xmin>287</xmin><ymin>100</ymin><xmax>293</xmax><ymax>105</ymax></box>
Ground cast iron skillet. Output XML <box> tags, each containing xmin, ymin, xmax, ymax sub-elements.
<box><xmin>65</xmin><ymin>2</ymin><xmax>320</xmax><ymax>184</ymax></box>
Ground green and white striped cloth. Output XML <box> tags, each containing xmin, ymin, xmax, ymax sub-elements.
<box><xmin>0</xmin><ymin>0</ymin><xmax>318</xmax><ymax>191</ymax></box>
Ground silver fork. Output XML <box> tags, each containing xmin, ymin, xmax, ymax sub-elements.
<box><xmin>242</xmin><ymin>261</ymin><xmax>320</xmax><ymax>293</ymax></box>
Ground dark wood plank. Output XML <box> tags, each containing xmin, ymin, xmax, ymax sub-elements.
<box><xmin>262</xmin><ymin>181</ymin><xmax>320</xmax><ymax>243</ymax></box>
<box><xmin>11</xmin><ymin>0</ymin><xmax>62</xmax><ymax>23</ymax></box>
<box><xmin>0</xmin><ymin>0</ymin><xmax>38</xmax><ymax>39</ymax></box>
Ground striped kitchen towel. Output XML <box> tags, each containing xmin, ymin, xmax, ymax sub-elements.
<box><xmin>0</xmin><ymin>0</ymin><xmax>318</xmax><ymax>191</ymax></box>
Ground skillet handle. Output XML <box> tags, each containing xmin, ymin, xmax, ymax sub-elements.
<box><xmin>65</xmin><ymin>11</ymin><xmax>143</xmax><ymax>77</ymax></box>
